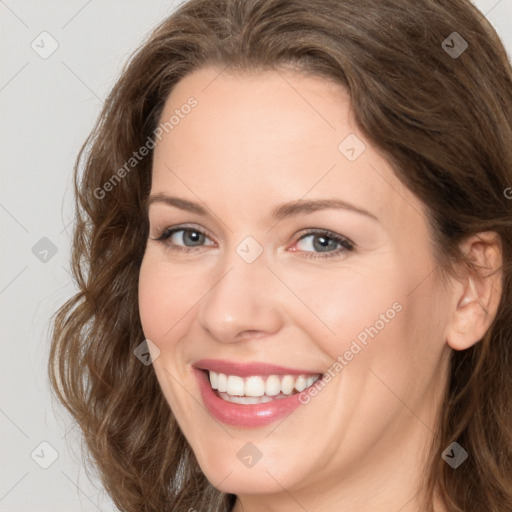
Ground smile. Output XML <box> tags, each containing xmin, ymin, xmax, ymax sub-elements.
<box><xmin>209</xmin><ymin>371</ymin><xmax>321</xmax><ymax>404</ymax></box>
<box><xmin>193</xmin><ymin>359</ymin><xmax>324</xmax><ymax>427</ymax></box>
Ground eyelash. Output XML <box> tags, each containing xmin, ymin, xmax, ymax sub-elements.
<box><xmin>152</xmin><ymin>223</ymin><xmax>355</xmax><ymax>260</ymax></box>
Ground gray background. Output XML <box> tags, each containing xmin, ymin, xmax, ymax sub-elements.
<box><xmin>1</xmin><ymin>1</ymin><xmax>511</xmax><ymax>510</ymax></box>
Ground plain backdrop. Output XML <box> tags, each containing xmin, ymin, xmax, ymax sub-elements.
<box><xmin>1</xmin><ymin>1</ymin><xmax>511</xmax><ymax>510</ymax></box>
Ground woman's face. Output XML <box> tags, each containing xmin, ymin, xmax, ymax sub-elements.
<box><xmin>138</xmin><ymin>66</ymin><xmax>454</xmax><ymax>506</ymax></box>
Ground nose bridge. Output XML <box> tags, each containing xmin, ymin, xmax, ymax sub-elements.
<box><xmin>197</xmin><ymin>241</ymin><xmax>283</xmax><ymax>342</ymax></box>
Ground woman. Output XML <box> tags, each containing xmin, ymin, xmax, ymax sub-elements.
<box><xmin>48</xmin><ymin>0</ymin><xmax>512</xmax><ymax>510</ymax></box>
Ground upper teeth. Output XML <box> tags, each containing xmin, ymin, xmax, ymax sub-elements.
<box><xmin>208</xmin><ymin>371</ymin><xmax>320</xmax><ymax>397</ymax></box>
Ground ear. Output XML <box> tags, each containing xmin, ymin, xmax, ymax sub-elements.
<box><xmin>446</xmin><ymin>231</ymin><xmax>503</xmax><ymax>351</ymax></box>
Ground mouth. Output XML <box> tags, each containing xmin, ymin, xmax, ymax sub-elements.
<box><xmin>193</xmin><ymin>359</ymin><xmax>324</xmax><ymax>427</ymax></box>
<box><xmin>206</xmin><ymin>370</ymin><xmax>321</xmax><ymax>404</ymax></box>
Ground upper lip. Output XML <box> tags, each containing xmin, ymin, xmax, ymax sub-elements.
<box><xmin>193</xmin><ymin>358</ymin><xmax>322</xmax><ymax>377</ymax></box>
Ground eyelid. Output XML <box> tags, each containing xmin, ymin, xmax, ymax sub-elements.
<box><xmin>295</xmin><ymin>228</ymin><xmax>354</xmax><ymax>245</ymax></box>
<box><xmin>152</xmin><ymin>223</ymin><xmax>216</xmax><ymax>243</ymax></box>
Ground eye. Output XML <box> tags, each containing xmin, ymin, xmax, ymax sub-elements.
<box><xmin>291</xmin><ymin>229</ymin><xmax>354</xmax><ymax>259</ymax></box>
<box><xmin>151</xmin><ymin>225</ymin><xmax>354</xmax><ymax>259</ymax></box>
<box><xmin>152</xmin><ymin>225</ymin><xmax>215</xmax><ymax>253</ymax></box>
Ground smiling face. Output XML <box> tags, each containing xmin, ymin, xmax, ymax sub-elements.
<box><xmin>138</xmin><ymin>66</ymin><xmax>455</xmax><ymax>510</ymax></box>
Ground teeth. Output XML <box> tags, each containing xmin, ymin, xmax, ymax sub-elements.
<box><xmin>265</xmin><ymin>375</ymin><xmax>281</xmax><ymax>396</ymax></box>
<box><xmin>281</xmin><ymin>375</ymin><xmax>295</xmax><ymax>395</ymax></box>
<box><xmin>306</xmin><ymin>376</ymin><xmax>317</xmax><ymax>388</ymax></box>
<box><xmin>220</xmin><ymin>394</ymin><xmax>275</xmax><ymax>404</ymax></box>
<box><xmin>295</xmin><ymin>375</ymin><xmax>307</xmax><ymax>392</ymax></box>
<box><xmin>226</xmin><ymin>375</ymin><xmax>244</xmax><ymax>396</ymax></box>
<box><xmin>207</xmin><ymin>370</ymin><xmax>321</xmax><ymax>397</ymax></box>
<box><xmin>209</xmin><ymin>371</ymin><xmax>218</xmax><ymax>390</ymax></box>
<box><xmin>245</xmin><ymin>376</ymin><xmax>266</xmax><ymax>397</ymax></box>
<box><xmin>217</xmin><ymin>373</ymin><xmax>227</xmax><ymax>392</ymax></box>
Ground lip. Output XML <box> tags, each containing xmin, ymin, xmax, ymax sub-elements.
<box><xmin>193</xmin><ymin>367</ymin><xmax>316</xmax><ymax>428</ymax></box>
<box><xmin>193</xmin><ymin>358</ymin><xmax>321</xmax><ymax>377</ymax></box>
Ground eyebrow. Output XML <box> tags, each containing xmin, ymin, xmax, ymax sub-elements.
<box><xmin>147</xmin><ymin>193</ymin><xmax>379</xmax><ymax>222</ymax></box>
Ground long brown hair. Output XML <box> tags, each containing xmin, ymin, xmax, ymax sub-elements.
<box><xmin>48</xmin><ymin>1</ymin><xmax>512</xmax><ymax>510</ymax></box>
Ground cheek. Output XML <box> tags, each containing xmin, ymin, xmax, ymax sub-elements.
<box><xmin>138</xmin><ymin>259</ymin><xmax>167</xmax><ymax>340</ymax></box>
<box><xmin>137</xmin><ymin>258</ymin><xmax>186</xmax><ymax>348</ymax></box>
<box><xmin>137</xmin><ymin>257</ymin><xmax>198</xmax><ymax>409</ymax></box>
<box><xmin>287</xmin><ymin>266</ymin><xmax>403</xmax><ymax>359</ymax></box>
<box><xmin>297</xmin><ymin>260</ymin><xmax>443</xmax><ymax>393</ymax></box>
<box><xmin>138</xmin><ymin>256</ymin><xmax>208</xmax><ymax>351</ymax></box>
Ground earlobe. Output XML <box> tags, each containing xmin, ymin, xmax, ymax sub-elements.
<box><xmin>446</xmin><ymin>232</ymin><xmax>503</xmax><ymax>351</ymax></box>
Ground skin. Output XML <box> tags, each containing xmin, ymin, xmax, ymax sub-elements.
<box><xmin>138</xmin><ymin>66</ymin><xmax>502</xmax><ymax>512</ymax></box>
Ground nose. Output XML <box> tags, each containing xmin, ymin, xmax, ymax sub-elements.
<box><xmin>197</xmin><ymin>252</ymin><xmax>285</xmax><ymax>344</ymax></box>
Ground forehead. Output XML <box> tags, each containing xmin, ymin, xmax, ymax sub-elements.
<box><xmin>151</xmin><ymin>66</ymin><xmax>428</xmax><ymax>234</ymax></box>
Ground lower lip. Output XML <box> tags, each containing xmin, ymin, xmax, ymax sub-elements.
<box><xmin>194</xmin><ymin>368</ymin><xmax>308</xmax><ymax>428</ymax></box>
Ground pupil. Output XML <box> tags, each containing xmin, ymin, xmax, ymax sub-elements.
<box><xmin>313</xmin><ymin>235</ymin><xmax>336</xmax><ymax>252</ymax></box>
<box><xmin>185</xmin><ymin>230</ymin><xmax>203</xmax><ymax>246</ymax></box>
